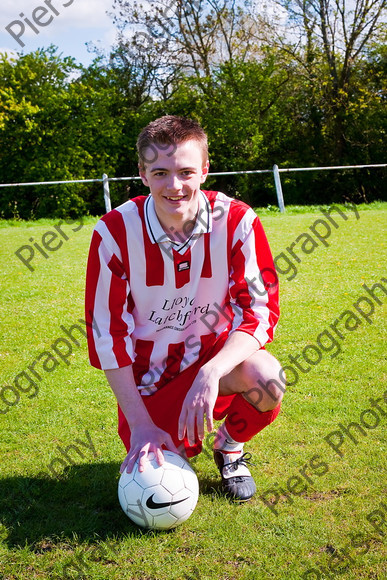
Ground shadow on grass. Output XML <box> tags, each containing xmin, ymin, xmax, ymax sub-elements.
<box><xmin>1</xmin><ymin>463</ymin><xmax>232</xmax><ymax>549</ymax></box>
<box><xmin>196</xmin><ymin>476</ymin><xmax>223</xmax><ymax>497</ymax></box>
<box><xmin>0</xmin><ymin>462</ymin><xmax>148</xmax><ymax>548</ymax></box>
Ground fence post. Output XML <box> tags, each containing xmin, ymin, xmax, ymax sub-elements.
<box><xmin>102</xmin><ymin>173</ymin><xmax>111</xmax><ymax>213</ymax></box>
<box><xmin>273</xmin><ymin>164</ymin><xmax>285</xmax><ymax>213</ymax></box>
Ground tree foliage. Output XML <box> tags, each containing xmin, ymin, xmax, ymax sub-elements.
<box><xmin>259</xmin><ymin>0</ymin><xmax>387</xmax><ymax>159</ymax></box>
<box><xmin>0</xmin><ymin>0</ymin><xmax>385</xmax><ymax>218</ymax></box>
<box><xmin>110</xmin><ymin>0</ymin><xmax>261</xmax><ymax>88</ymax></box>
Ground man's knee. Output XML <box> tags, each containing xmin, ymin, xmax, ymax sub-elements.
<box><xmin>243</xmin><ymin>356</ymin><xmax>286</xmax><ymax>411</ymax></box>
<box><xmin>248</xmin><ymin>379</ymin><xmax>284</xmax><ymax>410</ymax></box>
<box><xmin>260</xmin><ymin>378</ymin><xmax>285</xmax><ymax>407</ymax></box>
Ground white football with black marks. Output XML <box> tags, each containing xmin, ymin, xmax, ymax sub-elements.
<box><xmin>118</xmin><ymin>450</ymin><xmax>199</xmax><ymax>530</ymax></box>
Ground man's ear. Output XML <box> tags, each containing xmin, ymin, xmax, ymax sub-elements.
<box><xmin>139</xmin><ymin>164</ymin><xmax>149</xmax><ymax>187</ymax></box>
<box><xmin>200</xmin><ymin>160</ymin><xmax>210</xmax><ymax>184</ymax></box>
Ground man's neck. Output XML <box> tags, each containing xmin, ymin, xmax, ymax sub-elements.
<box><xmin>158</xmin><ymin>206</ymin><xmax>199</xmax><ymax>243</ymax></box>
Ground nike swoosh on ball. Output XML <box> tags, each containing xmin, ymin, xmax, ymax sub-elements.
<box><xmin>145</xmin><ymin>494</ymin><xmax>190</xmax><ymax>510</ymax></box>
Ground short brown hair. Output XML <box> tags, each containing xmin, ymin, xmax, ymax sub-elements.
<box><xmin>137</xmin><ymin>115</ymin><xmax>208</xmax><ymax>168</ymax></box>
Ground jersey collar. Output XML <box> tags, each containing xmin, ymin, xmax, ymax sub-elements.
<box><xmin>144</xmin><ymin>190</ymin><xmax>213</xmax><ymax>254</ymax></box>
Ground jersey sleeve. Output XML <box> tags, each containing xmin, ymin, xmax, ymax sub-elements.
<box><xmin>228</xmin><ymin>210</ymin><xmax>279</xmax><ymax>347</ymax></box>
<box><xmin>85</xmin><ymin>217</ymin><xmax>135</xmax><ymax>370</ymax></box>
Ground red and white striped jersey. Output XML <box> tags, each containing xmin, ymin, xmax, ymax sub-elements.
<box><xmin>85</xmin><ymin>190</ymin><xmax>279</xmax><ymax>394</ymax></box>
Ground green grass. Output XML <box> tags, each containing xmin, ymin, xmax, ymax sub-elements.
<box><xmin>0</xmin><ymin>204</ymin><xmax>386</xmax><ymax>580</ymax></box>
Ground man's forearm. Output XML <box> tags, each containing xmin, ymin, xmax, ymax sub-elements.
<box><xmin>104</xmin><ymin>366</ymin><xmax>153</xmax><ymax>429</ymax></box>
<box><xmin>202</xmin><ymin>330</ymin><xmax>260</xmax><ymax>380</ymax></box>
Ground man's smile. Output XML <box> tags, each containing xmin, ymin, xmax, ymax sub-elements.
<box><xmin>165</xmin><ymin>196</ymin><xmax>186</xmax><ymax>202</ymax></box>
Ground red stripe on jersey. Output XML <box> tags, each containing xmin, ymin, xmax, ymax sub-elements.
<box><xmin>101</xmin><ymin>208</ymin><xmax>136</xmax><ymax>326</ymax></box>
<box><xmin>201</xmin><ymin>233</ymin><xmax>212</xmax><ymax>278</ymax></box>
<box><xmin>198</xmin><ymin>332</ymin><xmax>219</xmax><ymax>359</ymax></box>
<box><xmin>108</xmin><ymin>253</ymin><xmax>133</xmax><ymax>367</ymax></box>
<box><xmin>174</xmin><ymin>248</ymin><xmax>191</xmax><ymax>288</ymax></box>
<box><xmin>202</xmin><ymin>190</ymin><xmax>218</xmax><ymax>205</ymax></box>
<box><xmin>232</xmin><ymin>238</ymin><xmax>243</xmax><ymax>259</ymax></box>
<box><xmin>226</xmin><ymin>201</ymin><xmax>245</xmax><ymax>274</ymax></box>
<box><xmin>225</xmin><ymin>203</ymin><xmax>250</xmax><ymax>328</ymax></box>
<box><xmin>132</xmin><ymin>338</ymin><xmax>154</xmax><ymax>385</ymax></box>
<box><xmin>144</xmin><ymin>236</ymin><xmax>165</xmax><ymax>286</ymax></box>
<box><xmin>101</xmin><ymin>209</ymin><xmax>130</xmax><ymax>275</ymax></box>
<box><xmin>156</xmin><ymin>341</ymin><xmax>186</xmax><ymax>387</ymax></box>
<box><xmin>196</xmin><ymin>190</ymin><xmax>215</xmax><ymax>278</ymax></box>
<box><xmin>134</xmin><ymin>197</ymin><xmax>165</xmax><ymax>287</ymax></box>
<box><xmin>228</xmin><ymin>199</ymin><xmax>276</xmax><ymax>338</ymax></box>
<box><xmin>85</xmin><ymin>230</ymin><xmax>102</xmax><ymax>368</ymax></box>
<box><xmin>230</xmin><ymin>239</ymin><xmax>258</xmax><ymax>334</ymax></box>
<box><xmin>252</xmin><ymin>216</ymin><xmax>280</xmax><ymax>342</ymax></box>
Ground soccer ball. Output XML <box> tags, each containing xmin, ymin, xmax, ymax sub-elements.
<box><xmin>118</xmin><ymin>450</ymin><xmax>199</xmax><ymax>530</ymax></box>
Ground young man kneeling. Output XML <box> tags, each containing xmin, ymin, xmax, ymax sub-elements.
<box><xmin>85</xmin><ymin>115</ymin><xmax>285</xmax><ymax>501</ymax></box>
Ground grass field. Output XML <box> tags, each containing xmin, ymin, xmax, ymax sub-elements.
<box><xmin>0</xmin><ymin>202</ymin><xmax>386</xmax><ymax>580</ymax></box>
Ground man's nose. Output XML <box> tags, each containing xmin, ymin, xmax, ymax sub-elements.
<box><xmin>166</xmin><ymin>175</ymin><xmax>183</xmax><ymax>191</ymax></box>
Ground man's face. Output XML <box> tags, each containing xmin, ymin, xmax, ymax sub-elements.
<box><xmin>139</xmin><ymin>139</ymin><xmax>209</xmax><ymax>231</ymax></box>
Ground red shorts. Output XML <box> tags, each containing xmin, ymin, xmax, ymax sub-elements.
<box><xmin>118</xmin><ymin>333</ymin><xmax>236</xmax><ymax>457</ymax></box>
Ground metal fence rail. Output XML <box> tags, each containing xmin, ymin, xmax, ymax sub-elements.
<box><xmin>0</xmin><ymin>163</ymin><xmax>385</xmax><ymax>214</ymax></box>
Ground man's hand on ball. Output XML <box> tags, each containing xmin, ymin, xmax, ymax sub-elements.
<box><xmin>122</xmin><ymin>423</ymin><xmax>180</xmax><ymax>474</ymax></box>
